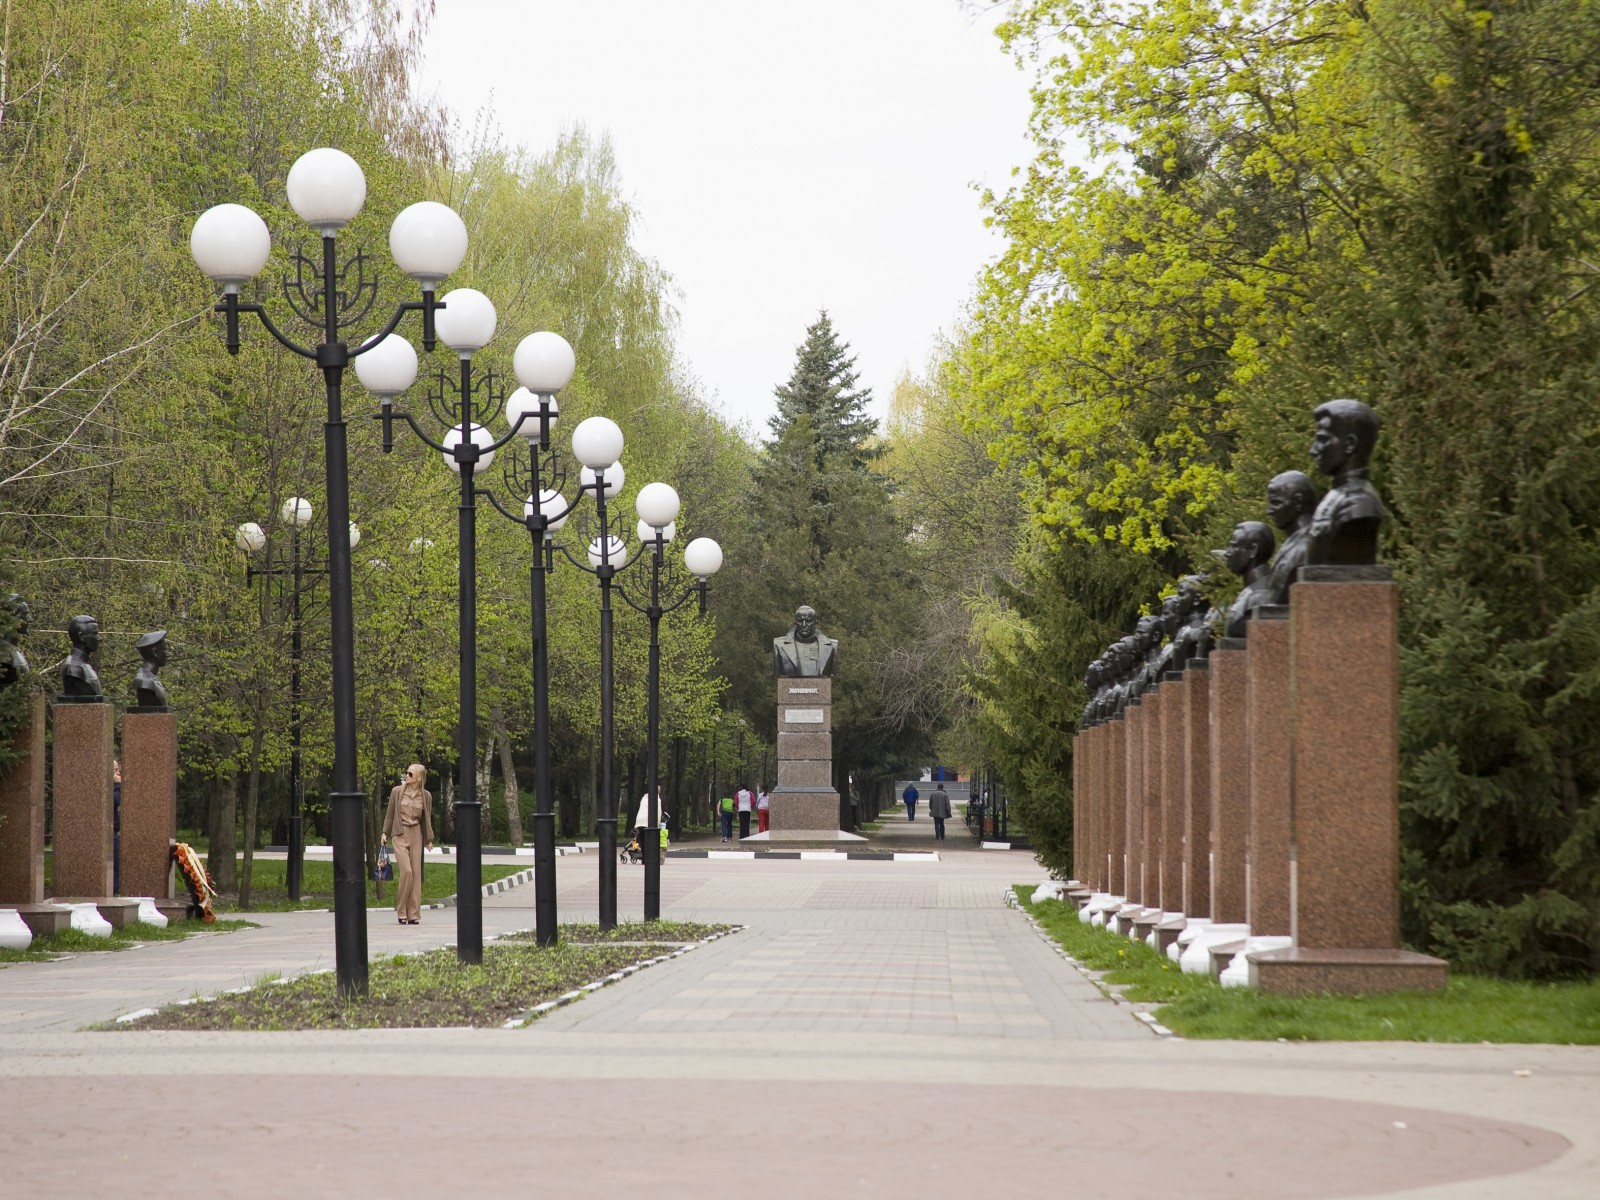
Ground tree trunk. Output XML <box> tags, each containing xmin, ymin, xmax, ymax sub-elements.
<box><xmin>237</xmin><ymin>722</ymin><xmax>266</xmax><ymax>908</ymax></box>
<box><xmin>208</xmin><ymin>774</ymin><xmax>237</xmax><ymax>892</ymax></box>
<box><xmin>494</xmin><ymin>709</ymin><xmax>522</xmax><ymax>844</ymax></box>
<box><xmin>478</xmin><ymin>729</ymin><xmax>496</xmax><ymax>843</ymax></box>
<box><xmin>439</xmin><ymin>768</ymin><xmax>454</xmax><ymax>841</ymax></box>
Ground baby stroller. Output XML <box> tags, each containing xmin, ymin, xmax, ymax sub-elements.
<box><xmin>620</xmin><ymin>815</ymin><xmax>669</xmax><ymax>864</ymax></box>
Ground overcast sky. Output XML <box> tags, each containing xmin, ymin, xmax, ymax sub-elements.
<box><xmin>415</xmin><ymin>0</ymin><xmax>1038</xmax><ymax>440</ymax></box>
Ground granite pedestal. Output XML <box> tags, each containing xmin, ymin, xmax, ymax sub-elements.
<box><xmin>1208</xmin><ymin>642</ymin><xmax>1248</xmax><ymax>924</ymax></box>
<box><xmin>750</xmin><ymin>677</ymin><xmax>863</xmax><ymax>841</ymax></box>
<box><xmin>121</xmin><ymin>711</ymin><xmax>177</xmax><ymax>900</ymax></box>
<box><xmin>49</xmin><ymin>701</ymin><xmax>114</xmax><ymax>899</ymax></box>
<box><xmin>1245</xmin><ymin>609</ymin><xmax>1291</xmax><ymax>936</ymax></box>
<box><xmin>1182</xmin><ymin>664</ymin><xmax>1211</xmax><ymax>916</ymax></box>
<box><xmin>1142</xmin><ymin>691</ymin><xmax>1163</xmax><ymax>909</ymax></box>
<box><xmin>1270</xmin><ymin>567</ymin><xmax>1447</xmax><ymax>994</ymax></box>
<box><xmin>1124</xmin><ymin>701</ymin><xmax>1145</xmax><ymax>906</ymax></box>
<box><xmin>1159</xmin><ymin>675</ymin><xmax>1186</xmax><ymax>914</ymax></box>
<box><xmin>0</xmin><ymin>694</ymin><xmax>46</xmax><ymax>904</ymax></box>
<box><xmin>1106</xmin><ymin>717</ymin><xmax>1127</xmax><ymax>895</ymax></box>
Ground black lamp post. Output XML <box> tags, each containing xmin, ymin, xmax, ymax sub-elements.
<box><xmin>362</xmin><ymin>288</ymin><xmax>537</xmax><ymax>966</ymax></box>
<box><xmin>474</xmin><ymin>334</ymin><xmax>587</xmax><ymax>946</ymax></box>
<box><xmin>548</xmin><ymin>416</ymin><xmax>630</xmax><ymax>929</ymax></box>
<box><xmin>192</xmin><ymin>148</ymin><xmax>470</xmax><ymax>997</ymax></box>
<box><xmin>235</xmin><ymin>499</ymin><xmax>360</xmax><ymax>901</ymax></box>
<box><xmin>614</xmin><ymin>494</ymin><xmax>722</xmax><ymax>920</ymax></box>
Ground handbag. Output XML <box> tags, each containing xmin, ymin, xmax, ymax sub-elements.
<box><xmin>374</xmin><ymin>844</ymin><xmax>394</xmax><ymax>882</ymax></box>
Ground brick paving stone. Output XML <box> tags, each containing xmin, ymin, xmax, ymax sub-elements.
<box><xmin>0</xmin><ymin>844</ymin><xmax>1596</xmax><ymax>1199</ymax></box>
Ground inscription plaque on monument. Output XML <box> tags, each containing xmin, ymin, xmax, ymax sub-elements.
<box><xmin>784</xmin><ymin>708</ymin><xmax>825</xmax><ymax>724</ymax></box>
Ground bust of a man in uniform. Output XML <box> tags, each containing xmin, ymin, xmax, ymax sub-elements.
<box><xmin>132</xmin><ymin>630</ymin><xmax>169</xmax><ymax>711</ymax></box>
<box><xmin>61</xmin><ymin>614</ymin><xmax>104</xmax><ymax>701</ymax></box>
<box><xmin>1265</xmin><ymin>470</ymin><xmax>1321</xmax><ymax>604</ymax></box>
<box><xmin>1307</xmin><ymin>398</ymin><xmax>1386</xmax><ymax>566</ymax></box>
<box><xmin>1215</xmin><ymin>521</ymin><xmax>1276</xmax><ymax>639</ymax></box>
<box><xmin>1</xmin><ymin>594</ymin><xmax>29</xmax><ymax>689</ymax></box>
<box><xmin>772</xmin><ymin>605</ymin><xmax>838</xmax><ymax>678</ymax></box>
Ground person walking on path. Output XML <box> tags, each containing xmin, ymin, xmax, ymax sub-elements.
<box><xmin>719</xmin><ymin>793</ymin><xmax>735</xmax><ymax>842</ymax></box>
<box><xmin>929</xmin><ymin>782</ymin><xmax>952</xmax><ymax>841</ymax></box>
<box><xmin>634</xmin><ymin>791</ymin><xmax>662</xmax><ymax>860</ymax></box>
<box><xmin>381</xmin><ymin>763</ymin><xmax>434</xmax><ymax>924</ymax></box>
<box><xmin>735</xmin><ymin>785</ymin><xmax>755</xmax><ymax>839</ymax></box>
<box><xmin>756</xmin><ymin>788</ymin><xmax>771</xmax><ymax>833</ymax></box>
<box><xmin>902</xmin><ymin>781</ymin><xmax>919</xmax><ymax>822</ymax></box>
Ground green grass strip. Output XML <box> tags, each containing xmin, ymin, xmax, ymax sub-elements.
<box><xmin>0</xmin><ymin>919</ymin><xmax>258</xmax><ymax>963</ymax></box>
<box><xmin>212</xmin><ymin>859</ymin><xmax>524</xmax><ymax>912</ymax></box>
<box><xmin>1015</xmin><ymin>886</ymin><xmax>1600</xmax><ymax>1043</ymax></box>
<box><xmin>502</xmin><ymin>920</ymin><xmax>733</xmax><ymax>945</ymax></box>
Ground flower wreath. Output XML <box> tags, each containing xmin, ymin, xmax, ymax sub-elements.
<box><xmin>170</xmin><ymin>841</ymin><xmax>217</xmax><ymax>923</ymax></box>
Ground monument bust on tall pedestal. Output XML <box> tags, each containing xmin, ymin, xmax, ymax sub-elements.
<box><xmin>750</xmin><ymin>604</ymin><xmax>862</xmax><ymax>843</ymax></box>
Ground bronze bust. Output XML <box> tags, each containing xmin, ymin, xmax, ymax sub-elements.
<box><xmin>1265</xmin><ymin>470</ymin><xmax>1321</xmax><ymax>604</ymax></box>
<box><xmin>1</xmin><ymin>594</ymin><xmax>28</xmax><ymax>689</ymax></box>
<box><xmin>1215</xmin><ymin>521</ymin><xmax>1276</xmax><ymax>638</ymax></box>
<box><xmin>1307</xmin><ymin>398</ymin><xmax>1386</xmax><ymax>565</ymax></box>
<box><xmin>60</xmin><ymin>614</ymin><xmax>104</xmax><ymax>701</ymax></box>
<box><xmin>772</xmin><ymin>605</ymin><xmax>838</xmax><ymax>678</ymax></box>
<box><xmin>132</xmin><ymin>630</ymin><xmax>169</xmax><ymax>711</ymax></box>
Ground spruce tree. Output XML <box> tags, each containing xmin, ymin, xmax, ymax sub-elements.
<box><xmin>713</xmin><ymin>311</ymin><xmax>930</xmax><ymax>793</ymax></box>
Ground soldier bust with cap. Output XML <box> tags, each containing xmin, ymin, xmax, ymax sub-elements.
<box><xmin>132</xmin><ymin>630</ymin><xmax>169</xmax><ymax>711</ymax></box>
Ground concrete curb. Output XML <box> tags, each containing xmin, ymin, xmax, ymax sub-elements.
<box><xmin>667</xmin><ymin>850</ymin><xmax>940</xmax><ymax>862</ymax></box>
<box><xmin>1003</xmin><ymin>887</ymin><xmax>1177</xmax><ymax>1039</ymax></box>
<box><xmin>502</xmin><ymin>925</ymin><xmax>747</xmax><ymax>1029</ymax></box>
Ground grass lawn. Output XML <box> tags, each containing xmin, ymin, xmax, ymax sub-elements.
<box><xmin>1015</xmin><ymin>886</ymin><xmax>1600</xmax><ymax>1044</ymax></box>
<box><xmin>116</xmin><ymin>920</ymin><xmax>733</xmax><ymax>1030</ymax></box>
<box><xmin>212</xmin><ymin>858</ymin><xmax>524</xmax><ymax>912</ymax></box>
<box><xmin>0</xmin><ymin>919</ymin><xmax>258</xmax><ymax>964</ymax></box>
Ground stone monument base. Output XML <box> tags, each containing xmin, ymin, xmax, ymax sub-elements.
<box><xmin>1248</xmin><ymin>946</ymin><xmax>1448</xmax><ymax>996</ymax></box>
<box><xmin>12</xmin><ymin>902</ymin><xmax>72</xmax><ymax>937</ymax></box>
<box><xmin>54</xmin><ymin>896</ymin><xmax>142</xmax><ymax>929</ymax></box>
<box><xmin>0</xmin><ymin>694</ymin><xmax>46</xmax><ymax>904</ymax></box>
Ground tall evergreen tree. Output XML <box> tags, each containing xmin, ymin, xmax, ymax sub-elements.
<box><xmin>712</xmin><ymin>312</ymin><xmax>929</xmax><ymax>795</ymax></box>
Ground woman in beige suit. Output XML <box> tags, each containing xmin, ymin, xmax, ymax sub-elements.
<box><xmin>381</xmin><ymin>763</ymin><xmax>434</xmax><ymax>924</ymax></box>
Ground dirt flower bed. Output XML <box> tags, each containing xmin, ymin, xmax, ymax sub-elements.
<box><xmin>505</xmin><ymin>920</ymin><xmax>734</xmax><ymax>945</ymax></box>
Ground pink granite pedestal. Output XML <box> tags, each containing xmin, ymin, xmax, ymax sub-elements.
<box><xmin>1208</xmin><ymin>643</ymin><xmax>1248</xmax><ymax>924</ymax></box>
<box><xmin>0</xmin><ymin>694</ymin><xmax>46</xmax><ymax>903</ymax></box>
<box><xmin>1141</xmin><ymin>691</ymin><xmax>1163</xmax><ymax>909</ymax></box>
<box><xmin>49</xmin><ymin>701</ymin><xmax>114</xmax><ymax>899</ymax></box>
<box><xmin>1182</xmin><ymin>665</ymin><xmax>1211</xmax><ymax>916</ymax></box>
<box><xmin>121</xmin><ymin>711</ymin><xmax>177</xmax><ymax>899</ymax></box>
<box><xmin>1124</xmin><ymin>702</ymin><xmax>1146</xmax><ymax>905</ymax></box>
<box><xmin>1245</xmin><ymin>609</ymin><xmax>1292</xmax><ymax>936</ymax></box>
<box><xmin>1259</xmin><ymin>567</ymin><xmax>1447</xmax><ymax>996</ymax></box>
<box><xmin>1159</xmin><ymin>675</ymin><xmax>1186</xmax><ymax>913</ymax></box>
<box><xmin>1106</xmin><ymin>717</ymin><xmax>1127</xmax><ymax>895</ymax></box>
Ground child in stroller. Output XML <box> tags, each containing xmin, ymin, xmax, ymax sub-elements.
<box><xmin>621</xmin><ymin>813</ymin><xmax>669</xmax><ymax>864</ymax></box>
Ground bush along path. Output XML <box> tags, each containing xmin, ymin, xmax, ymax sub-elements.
<box><xmin>111</xmin><ymin>922</ymin><xmax>740</xmax><ymax>1031</ymax></box>
<box><xmin>1013</xmin><ymin>888</ymin><xmax>1600</xmax><ymax>1045</ymax></box>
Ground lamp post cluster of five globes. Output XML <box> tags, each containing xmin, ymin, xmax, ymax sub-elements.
<box><xmin>191</xmin><ymin>147</ymin><xmax>722</xmax><ymax>997</ymax></box>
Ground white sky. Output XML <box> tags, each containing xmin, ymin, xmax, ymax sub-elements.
<box><xmin>415</xmin><ymin>0</ymin><xmax>1039</xmax><ymax>440</ymax></box>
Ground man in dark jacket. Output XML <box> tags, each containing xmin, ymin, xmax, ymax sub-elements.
<box><xmin>928</xmin><ymin>783</ymin><xmax>952</xmax><ymax>841</ymax></box>
<box><xmin>902</xmin><ymin>782</ymin><xmax>919</xmax><ymax>821</ymax></box>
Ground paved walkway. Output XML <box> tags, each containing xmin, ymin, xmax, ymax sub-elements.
<box><xmin>2</xmin><ymin>846</ymin><xmax>1596</xmax><ymax>1199</ymax></box>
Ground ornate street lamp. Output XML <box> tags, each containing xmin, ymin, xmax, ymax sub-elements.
<box><xmin>192</xmin><ymin>148</ymin><xmax>468</xmax><ymax>996</ymax></box>
<box><xmin>613</xmin><ymin>485</ymin><xmax>721</xmax><ymax>920</ymax></box>
<box><xmin>235</xmin><ymin>500</ymin><xmax>360</xmax><ymax>901</ymax></box>
<box><xmin>362</xmin><ymin>289</ymin><xmax>537</xmax><ymax>966</ymax></box>
<box><xmin>475</xmin><ymin>332</ymin><xmax>581</xmax><ymax>947</ymax></box>
<box><xmin>552</xmin><ymin>416</ymin><xmax>631</xmax><ymax>929</ymax></box>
